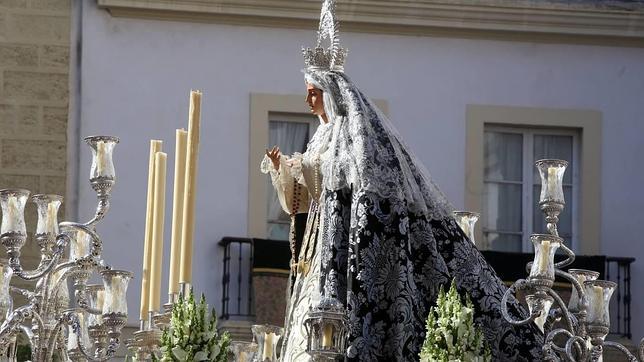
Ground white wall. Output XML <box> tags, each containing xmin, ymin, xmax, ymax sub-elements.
<box><xmin>78</xmin><ymin>1</ymin><xmax>644</xmax><ymax>340</ymax></box>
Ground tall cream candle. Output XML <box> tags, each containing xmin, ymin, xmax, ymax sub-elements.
<box><xmin>149</xmin><ymin>152</ymin><xmax>167</xmax><ymax>313</ymax></box>
<box><xmin>179</xmin><ymin>90</ymin><xmax>202</xmax><ymax>284</ymax></box>
<box><xmin>169</xmin><ymin>129</ymin><xmax>188</xmax><ymax>295</ymax></box>
<box><xmin>140</xmin><ymin>140</ymin><xmax>162</xmax><ymax>321</ymax></box>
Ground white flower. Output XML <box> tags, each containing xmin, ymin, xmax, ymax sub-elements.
<box><xmin>210</xmin><ymin>345</ymin><xmax>221</xmax><ymax>359</ymax></box>
<box><xmin>172</xmin><ymin>346</ymin><xmax>188</xmax><ymax>361</ymax></box>
<box><xmin>194</xmin><ymin>350</ymin><xmax>209</xmax><ymax>361</ymax></box>
<box><xmin>419</xmin><ymin>280</ymin><xmax>490</xmax><ymax>362</ymax></box>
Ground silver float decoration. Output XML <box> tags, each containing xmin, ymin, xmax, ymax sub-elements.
<box><xmin>0</xmin><ymin>135</ymin><xmax>132</xmax><ymax>362</ymax></box>
<box><xmin>453</xmin><ymin>211</ymin><xmax>480</xmax><ymax>246</ymax></box>
<box><xmin>303</xmin><ymin>297</ymin><xmax>347</xmax><ymax>361</ymax></box>
<box><xmin>501</xmin><ymin>159</ymin><xmax>644</xmax><ymax>361</ymax></box>
<box><xmin>251</xmin><ymin>324</ymin><xmax>283</xmax><ymax>362</ymax></box>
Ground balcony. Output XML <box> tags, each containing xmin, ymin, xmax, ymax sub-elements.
<box><xmin>218</xmin><ymin>236</ymin><xmax>635</xmax><ymax>342</ymax></box>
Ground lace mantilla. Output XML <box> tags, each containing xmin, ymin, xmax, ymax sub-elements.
<box><xmin>306</xmin><ymin>71</ymin><xmax>454</xmax><ymax>220</ymax></box>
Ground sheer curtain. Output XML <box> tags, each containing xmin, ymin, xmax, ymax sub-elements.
<box><xmin>484</xmin><ymin>131</ymin><xmax>523</xmax><ymax>252</ymax></box>
<box><xmin>484</xmin><ymin>130</ymin><xmax>574</xmax><ymax>251</ymax></box>
<box><xmin>267</xmin><ymin>121</ymin><xmax>310</xmax><ymax>240</ymax></box>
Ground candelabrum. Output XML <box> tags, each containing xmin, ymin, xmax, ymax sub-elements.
<box><xmin>0</xmin><ymin>136</ymin><xmax>133</xmax><ymax>362</ymax></box>
<box><xmin>500</xmin><ymin>159</ymin><xmax>644</xmax><ymax>361</ymax></box>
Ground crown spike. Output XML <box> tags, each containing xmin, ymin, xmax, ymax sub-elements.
<box><xmin>303</xmin><ymin>0</ymin><xmax>348</xmax><ymax>72</ymax></box>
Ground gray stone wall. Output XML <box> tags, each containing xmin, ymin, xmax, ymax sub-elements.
<box><xmin>0</xmin><ymin>0</ymin><xmax>70</xmax><ymax>273</ymax></box>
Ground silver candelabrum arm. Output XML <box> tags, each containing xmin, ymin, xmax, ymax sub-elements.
<box><xmin>602</xmin><ymin>341</ymin><xmax>639</xmax><ymax>362</ymax></box>
<box><xmin>0</xmin><ymin>305</ymin><xmax>43</xmax><ymax>348</ymax></box>
<box><xmin>75</xmin><ymin>285</ymin><xmax>104</xmax><ymax>315</ymax></box>
<box><xmin>543</xmin><ymin>328</ymin><xmax>587</xmax><ymax>362</ymax></box>
<box><xmin>82</xmin><ymin>194</ymin><xmax>110</xmax><ymax>229</ymax></box>
<box><xmin>500</xmin><ymin>279</ymin><xmax>540</xmax><ymax>326</ymax></box>
<box><xmin>62</xmin><ymin>310</ymin><xmax>119</xmax><ymax>362</ymax></box>
<box><xmin>8</xmin><ymin>232</ymin><xmax>71</xmax><ymax>281</ymax></box>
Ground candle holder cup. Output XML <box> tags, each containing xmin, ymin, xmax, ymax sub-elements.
<box><xmin>0</xmin><ymin>189</ymin><xmax>30</xmax><ymax>268</ymax></box>
<box><xmin>452</xmin><ymin>211</ymin><xmax>480</xmax><ymax>246</ymax></box>
<box><xmin>32</xmin><ymin>194</ymin><xmax>62</xmax><ymax>262</ymax></box>
<box><xmin>101</xmin><ymin>269</ymin><xmax>132</xmax><ymax>340</ymax></box>
<box><xmin>567</xmin><ymin>269</ymin><xmax>599</xmax><ymax>314</ymax></box>
<box><xmin>583</xmin><ymin>280</ymin><xmax>616</xmax><ymax>341</ymax></box>
<box><xmin>251</xmin><ymin>324</ymin><xmax>283</xmax><ymax>362</ymax></box>
<box><xmin>230</xmin><ymin>341</ymin><xmax>258</xmax><ymax>362</ymax></box>
<box><xmin>84</xmin><ymin>284</ymin><xmax>105</xmax><ymax>330</ymax></box>
<box><xmin>535</xmin><ymin>159</ymin><xmax>567</xmax><ymax>236</ymax></box>
<box><xmin>0</xmin><ymin>260</ymin><xmax>13</xmax><ymax>324</ymax></box>
<box><xmin>528</xmin><ymin>234</ymin><xmax>562</xmax><ymax>288</ymax></box>
<box><xmin>526</xmin><ymin>292</ymin><xmax>554</xmax><ymax>333</ymax></box>
<box><xmin>85</xmin><ymin>136</ymin><xmax>119</xmax><ymax>197</ymax></box>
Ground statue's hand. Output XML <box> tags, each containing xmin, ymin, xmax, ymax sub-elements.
<box><xmin>265</xmin><ymin>146</ymin><xmax>281</xmax><ymax>170</ymax></box>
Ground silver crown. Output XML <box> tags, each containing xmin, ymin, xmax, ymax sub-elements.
<box><xmin>302</xmin><ymin>46</ymin><xmax>348</xmax><ymax>72</ymax></box>
<box><xmin>303</xmin><ymin>0</ymin><xmax>348</xmax><ymax>72</ymax></box>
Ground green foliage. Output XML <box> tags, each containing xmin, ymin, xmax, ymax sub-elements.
<box><xmin>16</xmin><ymin>344</ymin><xmax>31</xmax><ymax>362</ymax></box>
<box><xmin>157</xmin><ymin>290</ymin><xmax>230</xmax><ymax>362</ymax></box>
<box><xmin>420</xmin><ymin>280</ymin><xmax>491</xmax><ymax>362</ymax></box>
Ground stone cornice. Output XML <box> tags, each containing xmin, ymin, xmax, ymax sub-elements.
<box><xmin>97</xmin><ymin>0</ymin><xmax>644</xmax><ymax>46</ymax></box>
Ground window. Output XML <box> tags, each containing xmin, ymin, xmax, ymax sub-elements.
<box><xmin>483</xmin><ymin>126</ymin><xmax>579</xmax><ymax>252</ymax></box>
<box><xmin>266</xmin><ymin>114</ymin><xmax>318</xmax><ymax>240</ymax></box>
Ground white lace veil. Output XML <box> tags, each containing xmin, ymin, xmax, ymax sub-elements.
<box><xmin>305</xmin><ymin>70</ymin><xmax>454</xmax><ymax>220</ymax></box>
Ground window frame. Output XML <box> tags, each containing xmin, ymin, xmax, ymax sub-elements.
<box><xmin>465</xmin><ymin>104</ymin><xmax>601</xmax><ymax>255</ymax></box>
<box><xmin>248</xmin><ymin>93</ymin><xmax>388</xmax><ymax>239</ymax></box>
<box><xmin>483</xmin><ymin>125</ymin><xmax>580</xmax><ymax>252</ymax></box>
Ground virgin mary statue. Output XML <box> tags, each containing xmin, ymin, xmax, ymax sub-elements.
<box><xmin>261</xmin><ymin>1</ymin><xmax>544</xmax><ymax>360</ymax></box>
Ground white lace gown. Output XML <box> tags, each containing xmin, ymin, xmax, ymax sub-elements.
<box><xmin>280</xmin><ymin>237</ymin><xmax>322</xmax><ymax>361</ymax></box>
<box><xmin>262</xmin><ymin>122</ymin><xmax>333</xmax><ymax>362</ymax></box>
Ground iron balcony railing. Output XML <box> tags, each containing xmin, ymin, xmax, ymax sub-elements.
<box><xmin>219</xmin><ymin>236</ymin><xmax>635</xmax><ymax>338</ymax></box>
<box><xmin>606</xmin><ymin>256</ymin><xmax>636</xmax><ymax>339</ymax></box>
<box><xmin>219</xmin><ymin>237</ymin><xmax>254</xmax><ymax>320</ymax></box>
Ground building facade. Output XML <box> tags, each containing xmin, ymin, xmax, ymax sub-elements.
<box><xmin>67</xmin><ymin>0</ymin><xmax>644</xmax><ymax>351</ymax></box>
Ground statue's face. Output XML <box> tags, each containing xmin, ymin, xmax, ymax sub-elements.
<box><xmin>305</xmin><ymin>83</ymin><xmax>326</xmax><ymax>117</ymax></box>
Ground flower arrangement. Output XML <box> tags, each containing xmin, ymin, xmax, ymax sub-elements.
<box><xmin>157</xmin><ymin>290</ymin><xmax>230</xmax><ymax>362</ymax></box>
<box><xmin>419</xmin><ymin>280</ymin><xmax>491</xmax><ymax>362</ymax></box>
